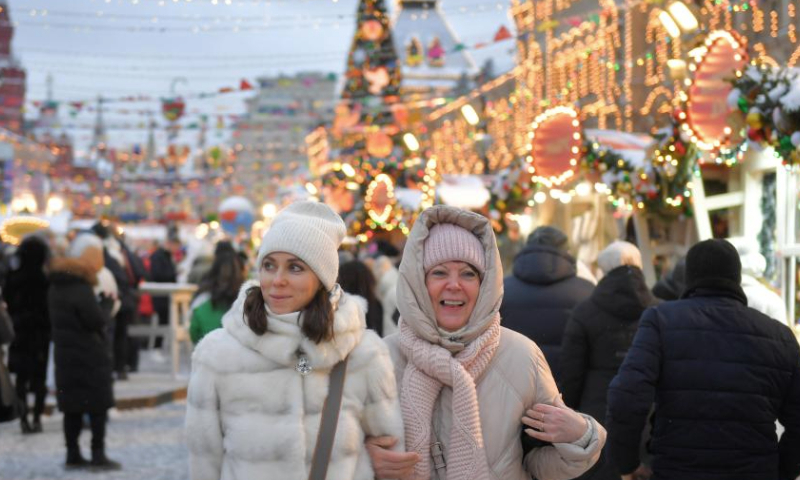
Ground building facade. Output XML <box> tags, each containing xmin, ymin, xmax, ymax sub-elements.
<box><xmin>0</xmin><ymin>2</ymin><xmax>26</xmax><ymax>135</ymax></box>
<box><xmin>230</xmin><ymin>72</ymin><xmax>337</xmax><ymax>206</ymax></box>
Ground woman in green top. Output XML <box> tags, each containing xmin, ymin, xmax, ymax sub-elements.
<box><xmin>189</xmin><ymin>249</ymin><xmax>246</xmax><ymax>344</ymax></box>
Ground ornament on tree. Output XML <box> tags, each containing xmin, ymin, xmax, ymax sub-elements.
<box><xmin>353</xmin><ymin>48</ymin><xmax>367</xmax><ymax>65</ymax></box>
<box><xmin>406</xmin><ymin>37</ymin><xmax>423</xmax><ymax>67</ymax></box>
<box><xmin>361</xmin><ymin>19</ymin><xmax>384</xmax><ymax>41</ymax></box>
<box><xmin>366</xmin><ymin>131</ymin><xmax>394</xmax><ymax>158</ymax></box>
<box><xmin>427</xmin><ymin>37</ymin><xmax>445</xmax><ymax>67</ymax></box>
<box><xmin>364</xmin><ymin>67</ymin><xmax>390</xmax><ymax>94</ymax></box>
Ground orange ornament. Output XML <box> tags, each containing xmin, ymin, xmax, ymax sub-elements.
<box><xmin>366</xmin><ymin>132</ymin><xmax>394</xmax><ymax>158</ymax></box>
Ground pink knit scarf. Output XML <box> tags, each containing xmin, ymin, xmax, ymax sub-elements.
<box><xmin>399</xmin><ymin>317</ymin><xmax>501</xmax><ymax>480</ymax></box>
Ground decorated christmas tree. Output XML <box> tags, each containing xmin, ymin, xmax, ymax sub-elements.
<box><xmin>323</xmin><ymin>0</ymin><xmax>433</xmax><ymax>238</ymax></box>
<box><xmin>340</xmin><ymin>0</ymin><xmax>401</xmax><ymax>127</ymax></box>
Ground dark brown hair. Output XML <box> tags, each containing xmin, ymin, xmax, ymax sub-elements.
<box><xmin>337</xmin><ymin>260</ymin><xmax>383</xmax><ymax>336</ymax></box>
<box><xmin>242</xmin><ymin>285</ymin><xmax>335</xmax><ymax>344</ymax></box>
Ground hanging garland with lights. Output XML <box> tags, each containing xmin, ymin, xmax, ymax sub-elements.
<box><xmin>726</xmin><ymin>64</ymin><xmax>800</xmax><ymax>166</ymax></box>
<box><xmin>579</xmin><ymin>114</ymin><xmax>697</xmax><ymax>218</ymax></box>
<box><xmin>487</xmin><ymin>157</ymin><xmax>534</xmax><ymax>233</ymax></box>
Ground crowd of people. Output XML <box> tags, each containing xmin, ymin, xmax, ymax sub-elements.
<box><xmin>0</xmin><ymin>223</ymin><xmax>184</xmax><ymax>470</ymax></box>
<box><xmin>0</xmin><ymin>202</ymin><xmax>798</xmax><ymax>480</ymax></box>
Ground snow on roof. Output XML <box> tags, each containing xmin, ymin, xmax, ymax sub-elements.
<box><xmin>392</xmin><ymin>0</ymin><xmax>478</xmax><ymax>91</ymax></box>
<box><xmin>584</xmin><ymin>129</ymin><xmax>655</xmax><ymax>168</ymax></box>
<box><xmin>437</xmin><ymin>174</ymin><xmax>490</xmax><ymax>209</ymax></box>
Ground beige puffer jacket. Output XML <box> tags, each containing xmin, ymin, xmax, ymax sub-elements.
<box><xmin>385</xmin><ymin>205</ymin><xmax>605</xmax><ymax>480</ymax></box>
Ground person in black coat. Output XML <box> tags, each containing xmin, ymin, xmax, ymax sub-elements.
<box><xmin>148</xmin><ymin>240</ymin><xmax>178</xmax><ymax>349</ymax></box>
<box><xmin>560</xmin><ymin>241</ymin><xmax>659</xmax><ymax>480</ymax></box>
<box><xmin>651</xmin><ymin>257</ymin><xmax>685</xmax><ymax>301</ymax></box>
<box><xmin>499</xmin><ymin>225</ymin><xmax>594</xmax><ymax>380</ymax></box>
<box><xmin>606</xmin><ymin>239</ymin><xmax>800</xmax><ymax>480</ymax></box>
<box><xmin>49</xmin><ymin>234</ymin><xmax>120</xmax><ymax>471</ymax></box>
<box><xmin>4</xmin><ymin>235</ymin><xmax>50</xmax><ymax>434</ymax></box>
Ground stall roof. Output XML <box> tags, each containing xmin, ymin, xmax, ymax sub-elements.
<box><xmin>436</xmin><ymin>174</ymin><xmax>490</xmax><ymax>209</ymax></box>
<box><xmin>584</xmin><ymin>129</ymin><xmax>655</xmax><ymax>168</ymax></box>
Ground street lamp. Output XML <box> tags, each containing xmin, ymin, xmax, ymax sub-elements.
<box><xmin>667</xmin><ymin>1</ymin><xmax>699</xmax><ymax>33</ymax></box>
<box><xmin>403</xmin><ymin>133</ymin><xmax>420</xmax><ymax>152</ymax></box>
<box><xmin>460</xmin><ymin>104</ymin><xmax>480</xmax><ymax>126</ymax></box>
<box><xmin>261</xmin><ymin>202</ymin><xmax>277</xmax><ymax>218</ymax></box>
<box><xmin>46</xmin><ymin>196</ymin><xmax>64</xmax><ymax>215</ymax></box>
<box><xmin>659</xmin><ymin>1</ymin><xmax>699</xmax><ymax>38</ymax></box>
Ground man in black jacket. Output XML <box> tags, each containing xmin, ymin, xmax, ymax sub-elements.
<box><xmin>500</xmin><ymin>225</ymin><xmax>594</xmax><ymax>380</ymax></box>
<box><xmin>607</xmin><ymin>239</ymin><xmax>800</xmax><ymax>480</ymax></box>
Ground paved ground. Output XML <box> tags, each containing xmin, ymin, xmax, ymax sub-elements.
<box><xmin>1</xmin><ymin>347</ymin><xmax>192</xmax><ymax>479</ymax></box>
<box><xmin>0</xmin><ymin>401</ymin><xmax>189</xmax><ymax>480</ymax></box>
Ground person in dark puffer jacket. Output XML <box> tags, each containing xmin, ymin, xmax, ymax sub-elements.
<box><xmin>50</xmin><ymin>235</ymin><xmax>120</xmax><ymax>471</ymax></box>
<box><xmin>500</xmin><ymin>226</ymin><xmax>594</xmax><ymax>380</ymax></box>
<box><xmin>560</xmin><ymin>241</ymin><xmax>659</xmax><ymax>480</ymax></box>
<box><xmin>606</xmin><ymin>239</ymin><xmax>800</xmax><ymax>480</ymax></box>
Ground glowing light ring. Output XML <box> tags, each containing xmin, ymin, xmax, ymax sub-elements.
<box><xmin>684</xmin><ymin>30</ymin><xmax>748</xmax><ymax>152</ymax></box>
<box><xmin>365</xmin><ymin>173</ymin><xmax>396</xmax><ymax>225</ymax></box>
<box><xmin>526</xmin><ymin>106</ymin><xmax>582</xmax><ymax>187</ymax></box>
<box><xmin>420</xmin><ymin>157</ymin><xmax>438</xmax><ymax>210</ymax></box>
<box><xmin>0</xmin><ymin>216</ymin><xmax>50</xmax><ymax>246</ymax></box>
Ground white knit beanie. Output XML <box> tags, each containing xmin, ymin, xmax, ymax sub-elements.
<box><xmin>597</xmin><ymin>240</ymin><xmax>643</xmax><ymax>275</ymax></box>
<box><xmin>256</xmin><ymin>201</ymin><xmax>346</xmax><ymax>291</ymax></box>
<box><xmin>423</xmin><ymin>223</ymin><xmax>485</xmax><ymax>275</ymax></box>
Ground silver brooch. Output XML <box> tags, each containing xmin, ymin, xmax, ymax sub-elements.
<box><xmin>296</xmin><ymin>355</ymin><xmax>312</xmax><ymax>376</ymax></box>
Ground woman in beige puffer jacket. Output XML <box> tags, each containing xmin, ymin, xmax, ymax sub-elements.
<box><xmin>369</xmin><ymin>205</ymin><xmax>605</xmax><ymax>480</ymax></box>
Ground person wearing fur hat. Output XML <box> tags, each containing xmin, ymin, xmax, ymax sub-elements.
<box><xmin>49</xmin><ymin>234</ymin><xmax>120</xmax><ymax>470</ymax></box>
<box><xmin>559</xmin><ymin>241</ymin><xmax>659</xmax><ymax>480</ymax></box>
<box><xmin>184</xmin><ymin>201</ymin><xmax>404</xmax><ymax>480</ymax></box>
<box><xmin>367</xmin><ymin>205</ymin><xmax>605</xmax><ymax>480</ymax></box>
<box><xmin>607</xmin><ymin>239</ymin><xmax>800</xmax><ymax>480</ymax></box>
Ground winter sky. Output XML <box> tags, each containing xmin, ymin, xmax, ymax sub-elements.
<box><xmin>7</xmin><ymin>0</ymin><xmax>515</xmax><ymax>155</ymax></box>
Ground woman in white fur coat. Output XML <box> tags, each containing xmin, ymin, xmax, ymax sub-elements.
<box><xmin>185</xmin><ymin>201</ymin><xmax>404</xmax><ymax>480</ymax></box>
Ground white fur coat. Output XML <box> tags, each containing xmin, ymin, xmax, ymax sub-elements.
<box><xmin>185</xmin><ymin>282</ymin><xmax>404</xmax><ymax>480</ymax></box>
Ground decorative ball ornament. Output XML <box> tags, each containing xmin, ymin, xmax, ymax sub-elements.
<box><xmin>746</xmin><ymin>112</ymin><xmax>764</xmax><ymax>130</ymax></box>
<box><xmin>361</xmin><ymin>20</ymin><xmax>384</xmax><ymax>41</ymax></box>
<box><xmin>352</xmin><ymin>48</ymin><xmax>367</xmax><ymax>65</ymax></box>
<box><xmin>526</xmin><ymin>106</ymin><xmax>582</xmax><ymax>187</ymax></box>
<box><xmin>366</xmin><ymin>131</ymin><xmax>394</xmax><ymax>158</ymax></box>
<box><xmin>218</xmin><ymin>196</ymin><xmax>255</xmax><ymax>234</ymax></box>
<box><xmin>790</xmin><ymin>131</ymin><xmax>800</xmax><ymax>147</ymax></box>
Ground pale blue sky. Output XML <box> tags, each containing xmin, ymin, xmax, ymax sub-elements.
<box><xmin>7</xmin><ymin>0</ymin><xmax>515</xmax><ymax>154</ymax></box>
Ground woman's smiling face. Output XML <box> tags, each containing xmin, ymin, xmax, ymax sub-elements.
<box><xmin>425</xmin><ymin>261</ymin><xmax>481</xmax><ymax>332</ymax></box>
<box><xmin>259</xmin><ymin>252</ymin><xmax>321</xmax><ymax>314</ymax></box>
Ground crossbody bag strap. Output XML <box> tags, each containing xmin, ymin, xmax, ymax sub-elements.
<box><xmin>308</xmin><ymin>357</ymin><xmax>349</xmax><ymax>480</ymax></box>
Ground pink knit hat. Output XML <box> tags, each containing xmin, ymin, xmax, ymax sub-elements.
<box><xmin>423</xmin><ymin>223</ymin><xmax>485</xmax><ymax>275</ymax></box>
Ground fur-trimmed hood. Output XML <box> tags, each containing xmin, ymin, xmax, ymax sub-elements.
<box><xmin>397</xmin><ymin>205</ymin><xmax>503</xmax><ymax>353</ymax></box>
<box><xmin>199</xmin><ymin>280</ymin><xmax>367</xmax><ymax>371</ymax></box>
<box><xmin>48</xmin><ymin>256</ymin><xmax>98</xmax><ymax>286</ymax></box>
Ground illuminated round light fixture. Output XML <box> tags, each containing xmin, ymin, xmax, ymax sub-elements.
<box><xmin>683</xmin><ymin>30</ymin><xmax>748</xmax><ymax>152</ymax></box>
<box><xmin>526</xmin><ymin>106</ymin><xmax>582</xmax><ymax>187</ymax></box>
<box><xmin>365</xmin><ymin>173</ymin><xmax>396</xmax><ymax>225</ymax></box>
